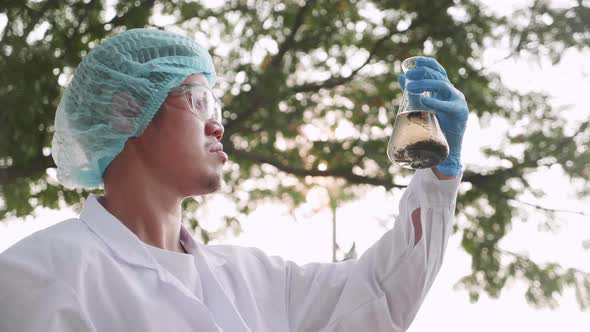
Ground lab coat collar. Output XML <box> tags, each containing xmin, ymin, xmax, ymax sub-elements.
<box><xmin>79</xmin><ymin>193</ymin><xmax>225</xmax><ymax>271</ymax></box>
<box><xmin>179</xmin><ymin>222</ymin><xmax>226</xmax><ymax>268</ymax></box>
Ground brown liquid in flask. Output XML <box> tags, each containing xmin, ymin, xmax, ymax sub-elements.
<box><xmin>387</xmin><ymin>56</ymin><xmax>449</xmax><ymax>169</ymax></box>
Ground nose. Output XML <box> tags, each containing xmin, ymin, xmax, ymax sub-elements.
<box><xmin>205</xmin><ymin>119</ymin><xmax>224</xmax><ymax>141</ymax></box>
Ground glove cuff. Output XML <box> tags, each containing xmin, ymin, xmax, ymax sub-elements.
<box><xmin>436</xmin><ymin>158</ymin><xmax>463</xmax><ymax>177</ymax></box>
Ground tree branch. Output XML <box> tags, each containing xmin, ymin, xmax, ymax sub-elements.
<box><xmin>107</xmin><ymin>0</ymin><xmax>156</xmax><ymax>27</ymax></box>
<box><xmin>511</xmin><ymin>199</ymin><xmax>590</xmax><ymax>217</ymax></box>
<box><xmin>501</xmin><ymin>248</ymin><xmax>590</xmax><ymax>276</ymax></box>
<box><xmin>223</xmin><ymin>1</ymin><xmax>317</xmax><ymax>134</ymax></box>
<box><xmin>227</xmin><ymin>147</ymin><xmax>407</xmax><ymax>190</ymax></box>
<box><xmin>289</xmin><ymin>1</ymin><xmax>446</xmax><ymax>95</ymax></box>
<box><xmin>0</xmin><ymin>156</ymin><xmax>55</xmax><ymax>186</ymax></box>
<box><xmin>270</xmin><ymin>0</ymin><xmax>317</xmax><ymax>68</ymax></box>
<box><xmin>521</xmin><ymin>119</ymin><xmax>590</xmax><ymax>169</ymax></box>
<box><xmin>224</xmin><ymin>138</ymin><xmax>518</xmax><ymax>191</ymax></box>
<box><xmin>292</xmin><ymin>32</ymin><xmax>393</xmax><ymax>93</ymax></box>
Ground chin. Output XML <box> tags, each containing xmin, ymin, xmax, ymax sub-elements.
<box><xmin>206</xmin><ymin>175</ymin><xmax>223</xmax><ymax>193</ymax></box>
<box><xmin>185</xmin><ymin>173</ymin><xmax>222</xmax><ymax>196</ymax></box>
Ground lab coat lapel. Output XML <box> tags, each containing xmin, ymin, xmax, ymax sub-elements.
<box><xmin>180</xmin><ymin>226</ymin><xmax>251</xmax><ymax>332</ymax></box>
<box><xmin>80</xmin><ymin>194</ymin><xmax>160</xmax><ymax>271</ymax></box>
<box><xmin>79</xmin><ymin>194</ymin><xmax>229</xmax><ymax>330</ymax></box>
<box><xmin>80</xmin><ymin>194</ymin><xmax>249</xmax><ymax>331</ymax></box>
<box><xmin>79</xmin><ymin>195</ymin><xmax>204</xmax><ymax>300</ymax></box>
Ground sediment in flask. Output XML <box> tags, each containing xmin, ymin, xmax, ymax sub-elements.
<box><xmin>388</xmin><ymin>111</ymin><xmax>449</xmax><ymax>168</ymax></box>
<box><xmin>393</xmin><ymin>139</ymin><xmax>448</xmax><ymax>169</ymax></box>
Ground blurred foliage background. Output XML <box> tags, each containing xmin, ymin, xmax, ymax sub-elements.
<box><xmin>0</xmin><ymin>0</ymin><xmax>589</xmax><ymax>310</ymax></box>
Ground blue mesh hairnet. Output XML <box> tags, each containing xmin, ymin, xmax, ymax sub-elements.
<box><xmin>51</xmin><ymin>28</ymin><xmax>216</xmax><ymax>189</ymax></box>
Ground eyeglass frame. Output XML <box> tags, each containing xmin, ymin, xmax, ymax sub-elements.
<box><xmin>167</xmin><ymin>83</ymin><xmax>222</xmax><ymax>122</ymax></box>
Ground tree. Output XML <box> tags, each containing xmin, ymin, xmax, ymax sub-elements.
<box><xmin>1</xmin><ymin>0</ymin><xmax>589</xmax><ymax>310</ymax></box>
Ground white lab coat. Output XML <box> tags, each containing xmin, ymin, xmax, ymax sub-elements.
<box><xmin>0</xmin><ymin>168</ymin><xmax>461</xmax><ymax>332</ymax></box>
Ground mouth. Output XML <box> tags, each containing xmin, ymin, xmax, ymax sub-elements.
<box><xmin>209</xmin><ymin>144</ymin><xmax>228</xmax><ymax>162</ymax></box>
<box><xmin>209</xmin><ymin>143</ymin><xmax>223</xmax><ymax>153</ymax></box>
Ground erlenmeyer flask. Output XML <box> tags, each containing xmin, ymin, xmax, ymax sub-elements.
<box><xmin>387</xmin><ymin>56</ymin><xmax>449</xmax><ymax>169</ymax></box>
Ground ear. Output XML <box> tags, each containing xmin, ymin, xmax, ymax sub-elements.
<box><xmin>140</xmin><ymin>105</ymin><xmax>167</xmax><ymax>136</ymax></box>
<box><xmin>111</xmin><ymin>91</ymin><xmax>142</xmax><ymax>134</ymax></box>
<box><xmin>151</xmin><ymin>106</ymin><xmax>164</xmax><ymax>123</ymax></box>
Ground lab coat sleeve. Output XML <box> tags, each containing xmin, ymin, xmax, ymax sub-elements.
<box><xmin>0</xmin><ymin>249</ymin><xmax>96</xmax><ymax>332</ymax></box>
<box><xmin>285</xmin><ymin>168</ymin><xmax>461</xmax><ymax>332</ymax></box>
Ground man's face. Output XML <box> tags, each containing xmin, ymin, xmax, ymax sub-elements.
<box><xmin>133</xmin><ymin>73</ymin><xmax>226</xmax><ymax>197</ymax></box>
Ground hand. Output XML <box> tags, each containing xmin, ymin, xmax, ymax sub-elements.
<box><xmin>398</xmin><ymin>57</ymin><xmax>468</xmax><ymax>177</ymax></box>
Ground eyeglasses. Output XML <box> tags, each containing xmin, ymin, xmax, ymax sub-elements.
<box><xmin>168</xmin><ymin>83</ymin><xmax>222</xmax><ymax>122</ymax></box>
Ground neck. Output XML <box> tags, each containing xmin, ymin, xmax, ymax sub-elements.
<box><xmin>101</xmin><ymin>154</ymin><xmax>186</xmax><ymax>254</ymax></box>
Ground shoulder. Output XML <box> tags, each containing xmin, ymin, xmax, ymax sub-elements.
<box><xmin>0</xmin><ymin>218</ymin><xmax>102</xmax><ymax>283</ymax></box>
<box><xmin>0</xmin><ymin>219</ymin><xmax>95</xmax><ymax>331</ymax></box>
<box><xmin>201</xmin><ymin>243</ymin><xmax>290</xmax><ymax>294</ymax></box>
<box><xmin>204</xmin><ymin>243</ymin><xmax>287</xmax><ymax>272</ymax></box>
<box><xmin>2</xmin><ymin>218</ymin><xmax>98</xmax><ymax>256</ymax></box>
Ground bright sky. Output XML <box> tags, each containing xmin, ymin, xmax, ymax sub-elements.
<box><xmin>1</xmin><ymin>0</ymin><xmax>589</xmax><ymax>331</ymax></box>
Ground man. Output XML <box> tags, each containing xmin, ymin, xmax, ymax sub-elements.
<box><xmin>0</xmin><ymin>28</ymin><xmax>467</xmax><ymax>331</ymax></box>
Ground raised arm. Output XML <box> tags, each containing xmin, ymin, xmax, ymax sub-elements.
<box><xmin>284</xmin><ymin>168</ymin><xmax>461</xmax><ymax>331</ymax></box>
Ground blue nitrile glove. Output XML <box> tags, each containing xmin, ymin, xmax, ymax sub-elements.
<box><xmin>398</xmin><ymin>57</ymin><xmax>468</xmax><ymax>177</ymax></box>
